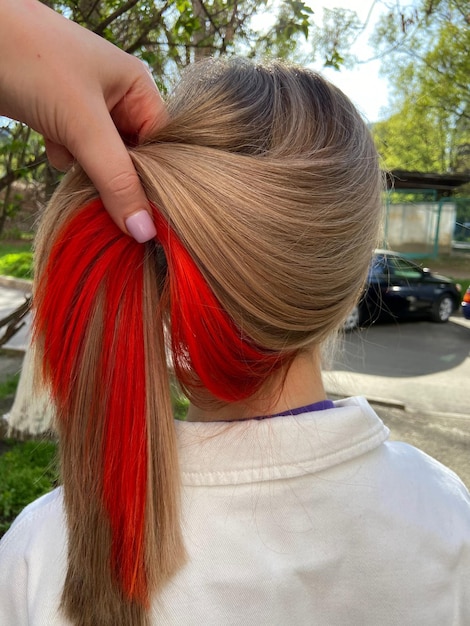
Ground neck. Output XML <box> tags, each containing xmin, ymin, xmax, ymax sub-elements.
<box><xmin>186</xmin><ymin>347</ymin><xmax>326</xmax><ymax>422</ymax></box>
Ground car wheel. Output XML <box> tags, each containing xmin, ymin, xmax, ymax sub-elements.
<box><xmin>344</xmin><ymin>305</ymin><xmax>361</xmax><ymax>331</ymax></box>
<box><xmin>430</xmin><ymin>295</ymin><xmax>454</xmax><ymax>323</ymax></box>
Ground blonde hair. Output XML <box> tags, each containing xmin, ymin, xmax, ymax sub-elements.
<box><xmin>33</xmin><ymin>57</ymin><xmax>383</xmax><ymax>625</ymax></box>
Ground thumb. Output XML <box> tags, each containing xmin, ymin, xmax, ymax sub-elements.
<box><xmin>71</xmin><ymin>111</ymin><xmax>156</xmax><ymax>243</ymax></box>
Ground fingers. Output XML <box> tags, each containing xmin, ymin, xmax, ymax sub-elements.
<box><xmin>72</xmin><ymin>107</ymin><xmax>157</xmax><ymax>242</ymax></box>
<box><xmin>44</xmin><ymin>139</ymin><xmax>74</xmax><ymax>171</ymax></box>
<box><xmin>0</xmin><ymin>1</ymin><xmax>166</xmax><ymax>243</ymax></box>
<box><xmin>109</xmin><ymin>65</ymin><xmax>169</xmax><ymax>142</ymax></box>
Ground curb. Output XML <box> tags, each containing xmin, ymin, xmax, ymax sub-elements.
<box><xmin>0</xmin><ymin>346</ymin><xmax>26</xmax><ymax>356</ymax></box>
<box><xmin>403</xmin><ymin>405</ymin><xmax>470</xmax><ymax>422</ymax></box>
<box><xmin>358</xmin><ymin>396</ymin><xmax>406</xmax><ymax>411</ymax></box>
<box><xmin>327</xmin><ymin>390</ymin><xmax>470</xmax><ymax>421</ymax></box>
<box><xmin>368</xmin><ymin>399</ymin><xmax>470</xmax><ymax>421</ymax></box>
<box><xmin>0</xmin><ymin>275</ymin><xmax>32</xmax><ymax>292</ymax></box>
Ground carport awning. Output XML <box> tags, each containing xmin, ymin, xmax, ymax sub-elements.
<box><xmin>385</xmin><ymin>170</ymin><xmax>470</xmax><ymax>196</ymax></box>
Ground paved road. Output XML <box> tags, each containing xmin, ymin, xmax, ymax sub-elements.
<box><xmin>323</xmin><ymin>315</ymin><xmax>470</xmax><ymax>416</ymax></box>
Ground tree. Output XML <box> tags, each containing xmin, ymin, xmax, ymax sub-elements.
<box><xmin>1</xmin><ymin>0</ymin><xmax>325</xmax><ymax>235</ymax></box>
<box><xmin>371</xmin><ymin>0</ymin><xmax>470</xmax><ymax>179</ymax></box>
<box><xmin>38</xmin><ymin>0</ymin><xmax>319</xmax><ymax>91</ymax></box>
<box><xmin>310</xmin><ymin>7</ymin><xmax>362</xmax><ymax>70</ymax></box>
<box><xmin>0</xmin><ymin>124</ymin><xmax>52</xmax><ymax>237</ymax></box>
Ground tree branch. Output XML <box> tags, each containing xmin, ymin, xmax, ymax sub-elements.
<box><xmin>0</xmin><ymin>153</ymin><xmax>47</xmax><ymax>194</ymax></box>
<box><xmin>124</xmin><ymin>1</ymin><xmax>171</xmax><ymax>54</ymax></box>
<box><xmin>93</xmin><ymin>0</ymin><xmax>141</xmax><ymax>36</ymax></box>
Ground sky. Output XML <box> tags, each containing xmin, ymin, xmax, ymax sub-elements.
<box><xmin>305</xmin><ymin>0</ymin><xmax>391</xmax><ymax>123</ymax></box>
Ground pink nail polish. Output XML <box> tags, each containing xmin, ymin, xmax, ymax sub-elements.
<box><xmin>125</xmin><ymin>211</ymin><xmax>157</xmax><ymax>243</ymax></box>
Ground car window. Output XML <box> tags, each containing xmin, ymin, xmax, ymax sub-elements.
<box><xmin>388</xmin><ymin>257</ymin><xmax>422</xmax><ymax>280</ymax></box>
<box><xmin>368</xmin><ymin>256</ymin><xmax>388</xmax><ymax>279</ymax></box>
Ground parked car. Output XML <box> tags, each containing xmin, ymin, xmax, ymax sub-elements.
<box><xmin>344</xmin><ymin>250</ymin><xmax>461</xmax><ymax>331</ymax></box>
<box><xmin>462</xmin><ymin>287</ymin><xmax>470</xmax><ymax>320</ymax></box>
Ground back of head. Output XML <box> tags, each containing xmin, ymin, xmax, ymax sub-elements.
<box><xmin>140</xmin><ymin>57</ymin><xmax>382</xmax><ymax>350</ymax></box>
<box><xmin>33</xmin><ymin>57</ymin><xmax>383</xmax><ymax>626</ymax></box>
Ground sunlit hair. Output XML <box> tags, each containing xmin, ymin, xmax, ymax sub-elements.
<box><xmin>33</xmin><ymin>57</ymin><xmax>383</xmax><ymax>625</ymax></box>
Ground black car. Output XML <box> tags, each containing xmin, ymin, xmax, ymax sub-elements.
<box><xmin>344</xmin><ymin>250</ymin><xmax>461</xmax><ymax>331</ymax></box>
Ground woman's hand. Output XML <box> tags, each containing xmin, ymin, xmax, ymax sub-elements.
<box><xmin>0</xmin><ymin>0</ymin><xmax>166</xmax><ymax>242</ymax></box>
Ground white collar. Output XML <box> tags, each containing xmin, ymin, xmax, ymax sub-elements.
<box><xmin>175</xmin><ymin>396</ymin><xmax>389</xmax><ymax>485</ymax></box>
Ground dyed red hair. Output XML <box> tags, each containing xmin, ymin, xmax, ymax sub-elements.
<box><xmin>152</xmin><ymin>210</ymin><xmax>283</xmax><ymax>402</ymax></box>
<box><xmin>34</xmin><ymin>198</ymin><xmax>283</xmax><ymax>607</ymax></box>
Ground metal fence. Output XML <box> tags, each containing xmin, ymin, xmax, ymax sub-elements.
<box><xmin>383</xmin><ymin>192</ymin><xmax>470</xmax><ymax>258</ymax></box>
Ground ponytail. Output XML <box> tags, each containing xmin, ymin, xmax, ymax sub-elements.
<box><xmin>34</xmin><ymin>199</ymin><xmax>185</xmax><ymax>625</ymax></box>
<box><xmin>33</xmin><ymin>197</ymin><xmax>285</xmax><ymax>624</ymax></box>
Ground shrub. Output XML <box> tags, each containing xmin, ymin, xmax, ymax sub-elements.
<box><xmin>173</xmin><ymin>391</ymin><xmax>189</xmax><ymax>420</ymax></box>
<box><xmin>0</xmin><ymin>252</ymin><xmax>33</xmax><ymax>279</ymax></box>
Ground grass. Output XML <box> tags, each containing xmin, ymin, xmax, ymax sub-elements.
<box><xmin>0</xmin><ymin>438</ymin><xmax>58</xmax><ymax>537</ymax></box>
<box><xmin>0</xmin><ymin>372</ymin><xmax>58</xmax><ymax>539</ymax></box>
<box><xmin>421</xmin><ymin>253</ymin><xmax>470</xmax><ymax>276</ymax></box>
<box><xmin>0</xmin><ymin>241</ymin><xmax>32</xmax><ymax>256</ymax></box>
<box><xmin>0</xmin><ymin>240</ymin><xmax>33</xmax><ymax>280</ymax></box>
<box><xmin>0</xmin><ymin>372</ymin><xmax>20</xmax><ymax>398</ymax></box>
<box><xmin>0</xmin><ymin>252</ymin><xmax>33</xmax><ymax>279</ymax></box>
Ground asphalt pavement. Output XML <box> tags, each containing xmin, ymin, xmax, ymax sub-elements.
<box><xmin>323</xmin><ymin>316</ymin><xmax>470</xmax><ymax>416</ymax></box>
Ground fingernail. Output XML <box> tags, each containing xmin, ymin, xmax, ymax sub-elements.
<box><xmin>125</xmin><ymin>210</ymin><xmax>157</xmax><ymax>243</ymax></box>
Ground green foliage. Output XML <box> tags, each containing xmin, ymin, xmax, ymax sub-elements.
<box><xmin>171</xmin><ymin>381</ymin><xmax>189</xmax><ymax>420</ymax></box>
<box><xmin>0</xmin><ymin>122</ymin><xmax>54</xmax><ymax>238</ymax></box>
<box><xmin>1</xmin><ymin>192</ymin><xmax>24</xmax><ymax>221</ymax></box>
<box><xmin>373</xmin><ymin>107</ymin><xmax>451</xmax><ymax>173</ymax></box>
<box><xmin>254</xmin><ymin>0</ymin><xmax>314</xmax><ymax>60</ymax></box>
<box><xmin>0</xmin><ymin>228</ymin><xmax>35</xmax><ymax>242</ymax></box>
<box><xmin>173</xmin><ymin>393</ymin><xmax>189</xmax><ymax>421</ymax></box>
<box><xmin>459</xmin><ymin>279</ymin><xmax>470</xmax><ymax>295</ymax></box>
<box><xmin>0</xmin><ymin>373</ymin><xmax>20</xmax><ymax>400</ymax></box>
<box><xmin>454</xmin><ymin>199</ymin><xmax>470</xmax><ymax>241</ymax></box>
<box><xmin>0</xmin><ymin>241</ymin><xmax>32</xmax><ymax>256</ymax></box>
<box><xmin>311</xmin><ymin>8</ymin><xmax>361</xmax><ymax>70</ymax></box>
<box><xmin>0</xmin><ymin>252</ymin><xmax>33</xmax><ymax>279</ymax></box>
<box><xmin>386</xmin><ymin>190</ymin><xmax>438</xmax><ymax>204</ymax></box>
<box><xmin>0</xmin><ymin>124</ymin><xmax>46</xmax><ymax>181</ymax></box>
<box><xmin>372</xmin><ymin>0</ymin><xmax>470</xmax><ymax>176</ymax></box>
<box><xmin>0</xmin><ymin>439</ymin><xmax>58</xmax><ymax>537</ymax></box>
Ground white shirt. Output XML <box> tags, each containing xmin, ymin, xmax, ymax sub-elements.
<box><xmin>1</xmin><ymin>396</ymin><xmax>469</xmax><ymax>625</ymax></box>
